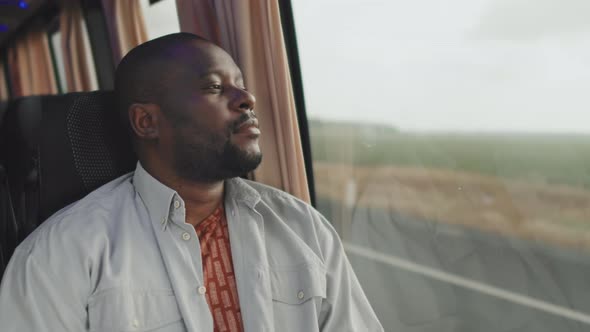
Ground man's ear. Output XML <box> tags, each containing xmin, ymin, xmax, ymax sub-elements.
<box><xmin>128</xmin><ymin>103</ymin><xmax>161</xmax><ymax>140</ymax></box>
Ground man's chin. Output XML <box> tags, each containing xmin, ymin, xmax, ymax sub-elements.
<box><xmin>219</xmin><ymin>142</ymin><xmax>262</xmax><ymax>176</ymax></box>
<box><xmin>233</xmin><ymin>152</ymin><xmax>263</xmax><ymax>174</ymax></box>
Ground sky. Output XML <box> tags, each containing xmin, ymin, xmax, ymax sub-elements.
<box><xmin>141</xmin><ymin>0</ymin><xmax>180</xmax><ymax>39</ymax></box>
<box><xmin>291</xmin><ymin>0</ymin><xmax>590</xmax><ymax>133</ymax></box>
<box><xmin>141</xmin><ymin>0</ymin><xmax>590</xmax><ymax>134</ymax></box>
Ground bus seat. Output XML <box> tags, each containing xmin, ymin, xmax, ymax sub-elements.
<box><xmin>0</xmin><ymin>91</ymin><xmax>136</xmax><ymax>277</ymax></box>
<box><xmin>0</xmin><ymin>100</ymin><xmax>18</xmax><ymax>276</ymax></box>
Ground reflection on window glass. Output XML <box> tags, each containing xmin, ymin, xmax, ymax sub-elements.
<box><xmin>293</xmin><ymin>0</ymin><xmax>590</xmax><ymax>331</ymax></box>
<box><xmin>141</xmin><ymin>0</ymin><xmax>180</xmax><ymax>40</ymax></box>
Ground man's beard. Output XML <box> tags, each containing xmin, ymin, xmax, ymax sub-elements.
<box><xmin>172</xmin><ymin>125</ymin><xmax>262</xmax><ymax>183</ymax></box>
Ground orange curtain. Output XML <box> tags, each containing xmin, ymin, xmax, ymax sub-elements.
<box><xmin>6</xmin><ymin>29</ymin><xmax>59</xmax><ymax>98</ymax></box>
<box><xmin>101</xmin><ymin>0</ymin><xmax>149</xmax><ymax>65</ymax></box>
<box><xmin>0</xmin><ymin>61</ymin><xmax>8</xmax><ymax>101</ymax></box>
<box><xmin>59</xmin><ymin>1</ymin><xmax>99</xmax><ymax>92</ymax></box>
<box><xmin>176</xmin><ymin>0</ymin><xmax>311</xmax><ymax>203</ymax></box>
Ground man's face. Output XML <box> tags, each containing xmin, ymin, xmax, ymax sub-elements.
<box><xmin>158</xmin><ymin>41</ymin><xmax>262</xmax><ymax>182</ymax></box>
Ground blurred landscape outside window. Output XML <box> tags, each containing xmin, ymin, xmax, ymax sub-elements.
<box><xmin>293</xmin><ymin>0</ymin><xmax>590</xmax><ymax>331</ymax></box>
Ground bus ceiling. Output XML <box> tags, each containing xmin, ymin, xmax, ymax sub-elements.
<box><xmin>0</xmin><ymin>0</ymin><xmax>51</xmax><ymax>51</ymax></box>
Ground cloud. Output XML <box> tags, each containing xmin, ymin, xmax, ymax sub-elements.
<box><xmin>471</xmin><ymin>0</ymin><xmax>590</xmax><ymax>41</ymax></box>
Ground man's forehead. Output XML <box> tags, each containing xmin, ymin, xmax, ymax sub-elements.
<box><xmin>168</xmin><ymin>42</ymin><xmax>241</xmax><ymax>78</ymax></box>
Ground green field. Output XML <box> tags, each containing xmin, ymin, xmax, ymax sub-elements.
<box><xmin>309</xmin><ymin>119</ymin><xmax>590</xmax><ymax>189</ymax></box>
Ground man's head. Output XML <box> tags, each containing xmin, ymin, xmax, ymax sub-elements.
<box><xmin>115</xmin><ymin>33</ymin><xmax>262</xmax><ymax>183</ymax></box>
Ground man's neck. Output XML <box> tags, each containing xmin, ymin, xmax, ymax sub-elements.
<box><xmin>141</xmin><ymin>161</ymin><xmax>225</xmax><ymax>227</ymax></box>
<box><xmin>175</xmin><ymin>180</ymin><xmax>225</xmax><ymax>227</ymax></box>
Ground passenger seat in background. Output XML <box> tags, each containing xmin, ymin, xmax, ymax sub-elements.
<box><xmin>0</xmin><ymin>100</ymin><xmax>17</xmax><ymax>275</ymax></box>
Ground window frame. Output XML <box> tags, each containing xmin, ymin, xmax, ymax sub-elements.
<box><xmin>278</xmin><ymin>0</ymin><xmax>317</xmax><ymax>207</ymax></box>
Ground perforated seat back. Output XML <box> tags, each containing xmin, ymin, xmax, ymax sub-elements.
<box><xmin>37</xmin><ymin>91</ymin><xmax>136</xmax><ymax>220</ymax></box>
<box><xmin>0</xmin><ymin>91</ymin><xmax>136</xmax><ymax>276</ymax></box>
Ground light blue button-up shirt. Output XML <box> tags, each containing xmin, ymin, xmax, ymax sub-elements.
<box><xmin>0</xmin><ymin>163</ymin><xmax>383</xmax><ymax>331</ymax></box>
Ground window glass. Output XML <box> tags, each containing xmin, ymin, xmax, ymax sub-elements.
<box><xmin>293</xmin><ymin>0</ymin><xmax>590</xmax><ymax>331</ymax></box>
<box><xmin>0</xmin><ymin>60</ymin><xmax>9</xmax><ymax>100</ymax></box>
<box><xmin>49</xmin><ymin>16</ymin><xmax>98</xmax><ymax>92</ymax></box>
<box><xmin>49</xmin><ymin>31</ymin><xmax>67</xmax><ymax>93</ymax></box>
<box><xmin>80</xmin><ymin>17</ymin><xmax>99</xmax><ymax>91</ymax></box>
<box><xmin>141</xmin><ymin>0</ymin><xmax>180</xmax><ymax>40</ymax></box>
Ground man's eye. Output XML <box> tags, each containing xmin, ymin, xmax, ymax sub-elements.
<box><xmin>203</xmin><ymin>84</ymin><xmax>222</xmax><ymax>93</ymax></box>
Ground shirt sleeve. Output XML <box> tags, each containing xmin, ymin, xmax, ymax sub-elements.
<box><xmin>0</xmin><ymin>247</ymin><xmax>87</xmax><ymax>332</ymax></box>
<box><xmin>312</xmin><ymin>209</ymin><xmax>384</xmax><ymax>332</ymax></box>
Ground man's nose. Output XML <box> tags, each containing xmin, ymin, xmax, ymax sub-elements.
<box><xmin>231</xmin><ymin>88</ymin><xmax>256</xmax><ymax>113</ymax></box>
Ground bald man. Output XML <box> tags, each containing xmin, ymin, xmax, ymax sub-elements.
<box><xmin>0</xmin><ymin>33</ymin><xmax>383</xmax><ymax>332</ymax></box>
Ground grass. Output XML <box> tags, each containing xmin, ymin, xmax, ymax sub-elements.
<box><xmin>308</xmin><ymin>119</ymin><xmax>590</xmax><ymax>250</ymax></box>
<box><xmin>309</xmin><ymin>119</ymin><xmax>590</xmax><ymax>189</ymax></box>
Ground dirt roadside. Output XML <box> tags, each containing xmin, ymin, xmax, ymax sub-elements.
<box><xmin>314</xmin><ymin>162</ymin><xmax>590</xmax><ymax>251</ymax></box>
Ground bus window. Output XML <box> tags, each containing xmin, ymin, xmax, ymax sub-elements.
<box><xmin>0</xmin><ymin>60</ymin><xmax>8</xmax><ymax>100</ymax></box>
<box><xmin>49</xmin><ymin>30</ymin><xmax>67</xmax><ymax>93</ymax></box>
<box><xmin>140</xmin><ymin>0</ymin><xmax>180</xmax><ymax>40</ymax></box>
<box><xmin>48</xmin><ymin>5</ymin><xmax>98</xmax><ymax>93</ymax></box>
<box><xmin>293</xmin><ymin>0</ymin><xmax>590</xmax><ymax>331</ymax></box>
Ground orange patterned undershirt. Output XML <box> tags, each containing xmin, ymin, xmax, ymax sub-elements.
<box><xmin>195</xmin><ymin>205</ymin><xmax>244</xmax><ymax>332</ymax></box>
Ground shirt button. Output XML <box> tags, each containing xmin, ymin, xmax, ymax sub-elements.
<box><xmin>198</xmin><ymin>286</ymin><xmax>207</xmax><ymax>295</ymax></box>
<box><xmin>182</xmin><ymin>232</ymin><xmax>191</xmax><ymax>241</ymax></box>
<box><xmin>297</xmin><ymin>290</ymin><xmax>305</xmax><ymax>300</ymax></box>
<box><xmin>132</xmin><ymin>318</ymin><xmax>140</xmax><ymax>328</ymax></box>
<box><xmin>174</xmin><ymin>200</ymin><xmax>181</xmax><ymax>209</ymax></box>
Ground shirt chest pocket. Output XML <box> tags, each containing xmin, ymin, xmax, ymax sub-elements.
<box><xmin>88</xmin><ymin>289</ymin><xmax>185</xmax><ymax>332</ymax></box>
<box><xmin>269</xmin><ymin>263</ymin><xmax>327</xmax><ymax>330</ymax></box>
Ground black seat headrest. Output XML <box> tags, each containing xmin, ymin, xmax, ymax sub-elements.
<box><xmin>1</xmin><ymin>90</ymin><xmax>136</xmax><ymax>232</ymax></box>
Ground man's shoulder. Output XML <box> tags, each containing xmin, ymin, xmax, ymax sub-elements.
<box><xmin>235</xmin><ymin>178</ymin><xmax>341</xmax><ymax>267</ymax></box>
<box><xmin>237</xmin><ymin>178</ymin><xmax>312</xmax><ymax>209</ymax></box>
<box><xmin>17</xmin><ymin>173</ymin><xmax>135</xmax><ymax>254</ymax></box>
<box><xmin>235</xmin><ymin>178</ymin><xmax>333</xmax><ymax>232</ymax></box>
<box><xmin>45</xmin><ymin>172</ymin><xmax>135</xmax><ymax>223</ymax></box>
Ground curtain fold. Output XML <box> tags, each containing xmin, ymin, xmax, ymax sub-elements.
<box><xmin>6</xmin><ymin>29</ymin><xmax>59</xmax><ymax>98</ymax></box>
<box><xmin>6</xmin><ymin>47</ymin><xmax>21</xmax><ymax>98</ymax></box>
<box><xmin>59</xmin><ymin>1</ymin><xmax>99</xmax><ymax>92</ymax></box>
<box><xmin>176</xmin><ymin>0</ymin><xmax>311</xmax><ymax>203</ymax></box>
<box><xmin>101</xmin><ymin>0</ymin><xmax>149</xmax><ymax>64</ymax></box>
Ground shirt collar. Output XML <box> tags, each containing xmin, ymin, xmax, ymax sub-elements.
<box><xmin>132</xmin><ymin>162</ymin><xmax>262</xmax><ymax>228</ymax></box>
<box><xmin>224</xmin><ymin>177</ymin><xmax>261</xmax><ymax>210</ymax></box>
<box><xmin>133</xmin><ymin>162</ymin><xmax>178</xmax><ymax>230</ymax></box>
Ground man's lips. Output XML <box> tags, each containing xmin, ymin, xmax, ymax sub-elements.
<box><xmin>235</xmin><ymin>118</ymin><xmax>260</xmax><ymax>135</ymax></box>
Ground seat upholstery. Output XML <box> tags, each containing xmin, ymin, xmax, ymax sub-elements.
<box><xmin>0</xmin><ymin>91</ymin><xmax>136</xmax><ymax>277</ymax></box>
<box><xmin>0</xmin><ymin>100</ymin><xmax>17</xmax><ymax>275</ymax></box>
